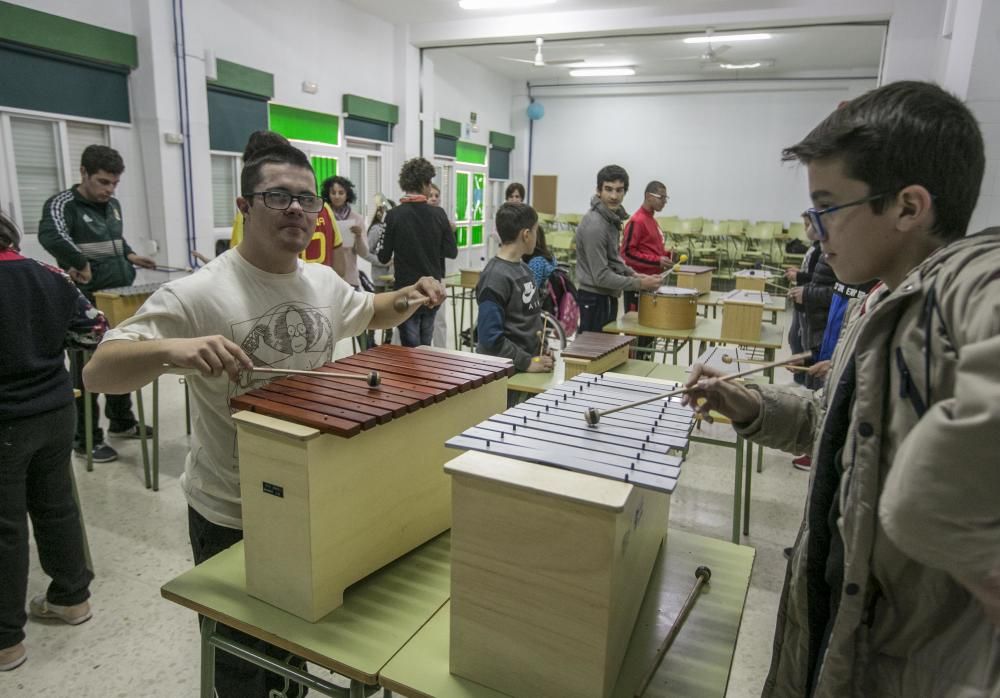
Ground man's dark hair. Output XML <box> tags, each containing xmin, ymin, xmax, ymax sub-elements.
<box><xmin>240</xmin><ymin>143</ymin><xmax>314</xmax><ymax>197</ymax></box>
<box><xmin>596</xmin><ymin>165</ymin><xmax>629</xmax><ymax>193</ymax></box>
<box><xmin>505</xmin><ymin>182</ymin><xmax>526</xmax><ymax>201</ymax></box>
<box><xmin>321</xmin><ymin>176</ymin><xmax>357</xmax><ymax>205</ymax></box>
<box><xmin>242</xmin><ymin>130</ymin><xmax>289</xmax><ymax>160</ymax></box>
<box><xmin>398</xmin><ymin>158</ymin><xmax>436</xmax><ymax>194</ymax></box>
<box><xmin>81</xmin><ymin>145</ymin><xmax>124</xmax><ymax>176</ymax></box>
<box><xmin>782</xmin><ymin>81</ymin><xmax>984</xmax><ymax>241</ymax></box>
<box><xmin>644</xmin><ymin>180</ymin><xmax>666</xmax><ymax>195</ymax></box>
<box><xmin>0</xmin><ymin>210</ymin><xmax>21</xmax><ymax>251</ymax></box>
<box><xmin>495</xmin><ymin>202</ymin><xmax>538</xmax><ymax>245</ymax></box>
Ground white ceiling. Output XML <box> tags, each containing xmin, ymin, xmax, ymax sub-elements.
<box><xmin>348</xmin><ymin>0</ymin><xmax>887</xmax><ymax>84</ymax></box>
<box><xmin>432</xmin><ymin>24</ymin><xmax>885</xmax><ymax>84</ymax></box>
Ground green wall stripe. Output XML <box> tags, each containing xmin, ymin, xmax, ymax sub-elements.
<box><xmin>342</xmin><ymin>94</ymin><xmax>398</xmax><ymax>125</ymax></box>
<box><xmin>0</xmin><ymin>1</ymin><xmax>138</xmax><ymax>68</ymax></box>
<box><xmin>209</xmin><ymin>59</ymin><xmax>274</xmax><ymax>98</ymax></box>
<box><xmin>489</xmin><ymin>131</ymin><xmax>515</xmax><ymax>150</ymax></box>
<box><xmin>311</xmin><ymin>156</ymin><xmax>337</xmax><ymax>189</ymax></box>
<box><xmin>269</xmin><ymin>104</ymin><xmax>339</xmax><ymax>145</ymax></box>
<box><xmin>437</xmin><ymin>118</ymin><xmax>461</xmax><ymax>140</ymax></box>
<box><xmin>456</xmin><ymin>141</ymin><xmax>487</xmax><ymax>166</ymax></box>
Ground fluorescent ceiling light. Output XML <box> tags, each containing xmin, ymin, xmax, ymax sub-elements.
<box><xmin>564</xmin><ymin>60</ymin><xmax>633</xmax><ymax>68</ymax></box>
<box><xmin>718</xmin><ymin>60</ymin><xmax>774</xmax><ymax>69</ymax></box>
<box><xmin>683</xmin><ymin>32</ymin><xmax>771</xmax><ymax>44</ymax></box>
<box><xmin>459</xmin><ymin>0</ymin><xmax>556</xmax><ymax>9</ymax></box>
<box><xmin>569</xmin><ymin>67</ymin><xmax>635</xmax><ymax>77</ymax></box>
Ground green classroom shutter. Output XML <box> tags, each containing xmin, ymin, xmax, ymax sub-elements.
<box><xmin>269</xmin><ymin>104</ymin><xmax>339</xmax><ymax>146</ymax></box>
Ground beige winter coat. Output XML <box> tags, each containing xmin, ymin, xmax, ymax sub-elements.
<box><xmin>739</xmin><ymin>229</ymin><xmax>1000</xmax><ymax>698</ymax></box>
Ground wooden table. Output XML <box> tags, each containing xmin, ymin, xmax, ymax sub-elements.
<box><xmin>161</xmin><ymin>534</ymin><xmax>452</xmax><ymax>698</ymax></box>
<box><xmin>505</xmin><ymin>357</ymin><xmax>659</xmax><ymax>395</ymax></box>
<box><xmin>603</xmin><ymin>313</ymin><xmax>784</xmax><ymax>370</ymax></box>
<box><xmin>379</xmin><ymin>529</ymin><xmax>755</xmax><ymax>698</ymax></box>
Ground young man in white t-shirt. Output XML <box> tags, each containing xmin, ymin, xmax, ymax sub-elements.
<box><xmin>84</xmin><ymin>141</ymin><xmax>445</xmax><ymax>697</ymax></box>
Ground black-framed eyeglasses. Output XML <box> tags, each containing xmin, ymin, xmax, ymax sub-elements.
<box><xmin>802</xmin><ymin>191</ymin><xmax>895</xmax><ymax>241</ymax></box>
<box><xmin>243</xmin><ymin>190</ymin><xmax>324</xmax><ymax>213</ymax></box>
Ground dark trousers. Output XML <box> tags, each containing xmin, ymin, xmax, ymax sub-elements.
<box><xmin>0</xmin><ymin>403</ymin><xmax>93</xmax><ymax>650</ymax></box>
<box><xmin>399</xmin><ymin>306</ymin><xmax>438</xmax><ymax>347</ymax></box>
<box><xmin>187</xmin><ymin>507</ymin><xmax>307</xmax><ymax>698</ymax></box>
<box><xmin>623</xmin><ymin>291</ymin><xmax>655</xmax><ymax>357</ymax></box>
<box><xmin>69</xmin><ymin>350</ymin><xmax>136</xmax><ymax>445</ymax></box>
<box><xmin>578</xmin><ymin>290</ymin><xmax>619</xmax><ymax>334</ymax></box>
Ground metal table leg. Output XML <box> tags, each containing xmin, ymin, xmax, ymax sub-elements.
<box><xmin>732</xmin><ymin>434</ymin><xmax>743</xmax><ymax>544</ymax></box>
<box><xmin>135</xmin><ymin>389</ymin><xmax>151</xmax><ymax>489</ymax></box>
<box><xmin>84</xmin><ymin>384</ymin><xmax>94</xmax><ymax>473</ymax></box>
<box><xmin>743</xmin><ymin>439</ymin><xmax>752</xmax><ymax>537</ymax></box>
<box><xmin>152</xmin><ymin>377</ymin><xmax>159</xmax><ymax>491</ymax></box>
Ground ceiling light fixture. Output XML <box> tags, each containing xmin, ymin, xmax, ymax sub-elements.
<box><xmin>569</xmin><ymin>67</ymin><xmax>635</xmax><ymax>77</ymax></box>
<box><xmin>718</xmin><ymin>60</ymin><xmax>774</xmax><ymax>69</ymax></box>
<box><xmin>565</xmin><ymin>60</ymin><xmax>634</xmax><ymax>69</ymax></box>
<box><xmin>683</xmin><ymin>32</ymin><xmax>771</xmax><ymax>44</ymax></box>
<box><xmin>459</xmin><ymin>0</ymin><xmax>556</xmax><ymax>9</ymax></box>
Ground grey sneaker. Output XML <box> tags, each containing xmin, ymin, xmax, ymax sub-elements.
<box><xmin>74</xmin><ymin>441</ymin><xmax>118</xmax><ymax>463</ymax></box>
<box><xmin>0</xmin><ymin>643</ymin><xmax>26</xmax><ymax>671</ymax></box>
<box><xmin>108</xmin><ymin>423</ymin><xmax>155</xmax><ymax>439</ymax></box>
<box><xmin>29</xmin><ymin>594</ymin><xmax>92</xmax><ymax>625</ymax></box>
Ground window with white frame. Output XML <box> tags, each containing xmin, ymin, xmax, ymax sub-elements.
<box><xmin>0</xmin><ymin>112</ymin><xmax>109</xmax><ymax>235</ymax></box>
<box><xmin>210</xmin><ymin>153</ymin><xmax>240</xmax><ymax>230</ymax></box>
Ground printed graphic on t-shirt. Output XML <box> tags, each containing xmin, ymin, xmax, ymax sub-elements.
<box><xmin>521</xmin><ymin>279</ymin><xmax>537</xmax><ymax>305</ymax></box>
<box><xmin>231</xmin><ymin>301</ymin><xmax>335</xmax><ymax>392</ymax></box>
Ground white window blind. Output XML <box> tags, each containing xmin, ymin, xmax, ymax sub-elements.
<box><xmin>436</xmin><ymin>163</ymin><xmax>453</xmax><ymax>215</ymax></box>
<box><xmin>66</xmin><ymin>121</ymin><xmax>109</xmax><ymax>173</ymax></box>
<box><xmin>366</xmin><ymin>155</ymin><xmax>380</xmax><ymax>220</ymax></box>
<box><xmin>211</xmin><ymin>154</ymin><xmax>237</xmax><ymax>228</ymax></box>
<box><xmin>10</xmin><ymin>117</ymin><xmax>61</xmax><ymax>235</ymax></box>
<box><xmin>349</xmin><ymin>156</ymin><xmax>365</xmax><ymax>219</ymax></box>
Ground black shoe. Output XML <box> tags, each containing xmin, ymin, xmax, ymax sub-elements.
<box><xmin>783</xmin><ymin>547</ymin><xmax>793</xmax><ymax>560</ymax></box>
<box><xmin>108</xmin><ymin>423</ymin><xmax>155</xmax><ymax>439</ymax></box>
<box><xmin>74</xmin><ymin>441</ymin><xmax>118</xmax><ymax>463</ymax></box>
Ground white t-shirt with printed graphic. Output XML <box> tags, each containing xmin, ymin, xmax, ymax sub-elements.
<box><xmin>102</xmin><ymin>249</ymin><xmax>374</xmax><ymax>528</ymax></box>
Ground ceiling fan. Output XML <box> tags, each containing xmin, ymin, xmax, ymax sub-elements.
<box><xmin>498</xmin><ymin>37</ymin><xmax>585</xmax><ymax>68</ymax></box>
<box><xmin>663</xmin><ymin>28</ymin><xmax>733</xmax><ymax>65</ymax></box>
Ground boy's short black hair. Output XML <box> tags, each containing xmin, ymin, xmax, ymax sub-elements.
<box><xmin>398</xmin><ymin>157</ymin><xmax>436</xmax><ymax>194</ymax></box>
<box><xmin>240</xmin><ymin>143</ymin><xmax>314</xmax><ymax>197</ymax></box>
<box><xmin>81</xmin><ymin>145</ymin><xmax>124</xmax><ymax>176</ymax></box>
<box><xmin>321</xmin><ymin>176</ymin><xmax>357</xmax><ymax>205</ymax></box>
<box><xmin>505</xmin><ymin>182</ymin><xmax>526</xmax><ymax>200</ymax></box>
<box><xmin>242</xmin><ymin>130</ymin><xmax>290</xmax><ymax>161</ymax></box>
<box><xmin>783</xmin><ymin>81</ymin><xmax>985</xmax><ymax>242</ymax></box>
<box><xmin>597</xmin><ymin>165</ymin><xmax>629</xmax><ymax>193</ymax></box>
<box><xmin>495</xmin><ymin>202</ymin><xmax>538</xmax><ymax>245</ymax></box>
<box><xmin>644</xmin><ymin>180</ymin><xmax>666</xmax><ymax>195</ymax></box>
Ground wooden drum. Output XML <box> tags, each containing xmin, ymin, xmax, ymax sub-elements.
<box><xmin>229</xmin><ymin>345</ymin><xmax>512</xmax><ymax>621</ymax></box>
<box><xmin>445</xmin><ymin>372</ymin><xmax>695</xmax><ymax>698</ymax></box>
<box><xmin>638</xmin><ymin>285</ymin><xmax>699</xmax><ymax>330</ymax></box>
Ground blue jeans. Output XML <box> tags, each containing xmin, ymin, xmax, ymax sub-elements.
<box><xmin>0</xmin><ymin>403</ymin><xmax>93</xmax><ymax>650</ymax></box>
<box><xmin>399</xmin><ymin>306</ymin><xmax>438</xmax><ymax>347</ymax></box>
<box><xmin>577</xmin><ymin>290</ymin><xmax>618</xmax><ymax>334</ymax></box>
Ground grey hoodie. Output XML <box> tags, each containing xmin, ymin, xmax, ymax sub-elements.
<box><xmin>575</xmin><ymin>195</ymin><xmax>640</xmax><ymax>296</ymax></box>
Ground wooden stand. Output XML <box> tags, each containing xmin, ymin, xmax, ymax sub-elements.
<box><xmin>733</xmin><ymin>270</ymin><xmax>771</xmax><ymax>292</ymax></box>
<box><xmin>459</xmin><ymin>269</ymin><xmax>481</xmax><ymax>287</ymax></box>
<box><xmin>231</xmin><ymin>347</ymin><xmax>510</xmax><ymax>622</ymax></box>
<box><xmin>720</xmin><ymin>290</ymin><xmax>765</xmax><ymax>341</ymax></box>
<box><xmin>93</xmin><ymin>283</ymin><xmax>162</xmax><ymax>327</ymax></box>
<box><xmin>674</xmin><ymin>265</ymin><xmax>714</xmax><ymax>295</ymax></box>
<box><xmin>638</xmin><ymin>287</ymin><xmax>699</xmax><ymax>330</ymax></box>
<box><xmin>446</xmin><ymin>450</ymin><xmax>670</xmax><ymax>698</ymax></box>
<box><xmin>561</xmin><ymin>334</ymin><xmax>634</xmax><ymax>381</ymax></box>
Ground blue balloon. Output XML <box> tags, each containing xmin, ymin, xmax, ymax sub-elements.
<box><xmin>526</xmin><ymin>101</ymin><xmax>545</xmax><ymax>121</ymax></box>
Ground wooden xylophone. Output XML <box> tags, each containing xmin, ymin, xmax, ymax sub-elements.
<box><xmin>560</xmin><ymin>332</ymin><xmax>635</xmax><ymax>380</ymax></box>
<box><xmin>92</xmin><ymin>282</ymin><xmax>163</xmax><ymax>328</ymax></box>
<box><xmin>444</xmin><ymin>372</ymin><xmax>695</xmax><ymax>698</ymax></box>
<box><xmin>230</xmin><ymin>345</ymin><xmax>512</xmax><ymax>621</ymax></box>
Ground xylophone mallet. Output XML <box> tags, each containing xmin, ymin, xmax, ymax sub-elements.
<box><xmin>393</xmin><ymin>294</ymin><xmax>431</xmax><ymax>312</ymax></box>
<box><xmin>583</xmin><ymin>351</ymin><xmax>813</xmax><ymax>426</ymax></box>
<box><xmin>163</xmin><ymin>364</ymin><xmax>381</xmax><ymax>387</ymax></box>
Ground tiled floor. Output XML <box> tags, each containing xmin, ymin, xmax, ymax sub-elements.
<box><xmin>3</xmin><ymin>304</ymin><xmax>808</xmax><ymax>697</ymax></box>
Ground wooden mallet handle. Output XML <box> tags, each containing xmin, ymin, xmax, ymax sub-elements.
<box><xmin>583</xmin><ymin>351</ymin><xmax>813</xmax><ymax>426</ymax></box>
<box><xmin>163</xmin><ymin>364</ymin><xmax>381</xmax><ymax>387</ymax></box>
<box><xmin>393</xmin><ymin>294</ymin><xmax>430</xmax><ymax>312</ymax></box>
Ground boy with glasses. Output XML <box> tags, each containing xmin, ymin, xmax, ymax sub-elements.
<box><xmin>83</xmin><ymin>136</ymin><xmax>445</xmax><ymax>697</ymax></box>
<box><xmin>685</xmin><ymin>82</ymin><xmax>1000</xmax><ymax>697</ymax></box>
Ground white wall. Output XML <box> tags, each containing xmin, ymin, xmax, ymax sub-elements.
<box><xmin>527</xmin><ymin>81</ymin><xmax>874</xmax><ymax>224</ymax></box>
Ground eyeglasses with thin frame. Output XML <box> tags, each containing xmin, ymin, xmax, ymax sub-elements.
<box><xmin>243</xmin><ymin>190</ymin><xmax>324</xmax><ymax>213</ymax></box>
<box><xmin>802</xmin><ymin>191</ymin><xmax>894</xmax><ymax>241</ymax></box>
<box><xmin>648</xmin><ymin>192</ymin><xmax>670</xmax><ymax>202</ymax></box>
